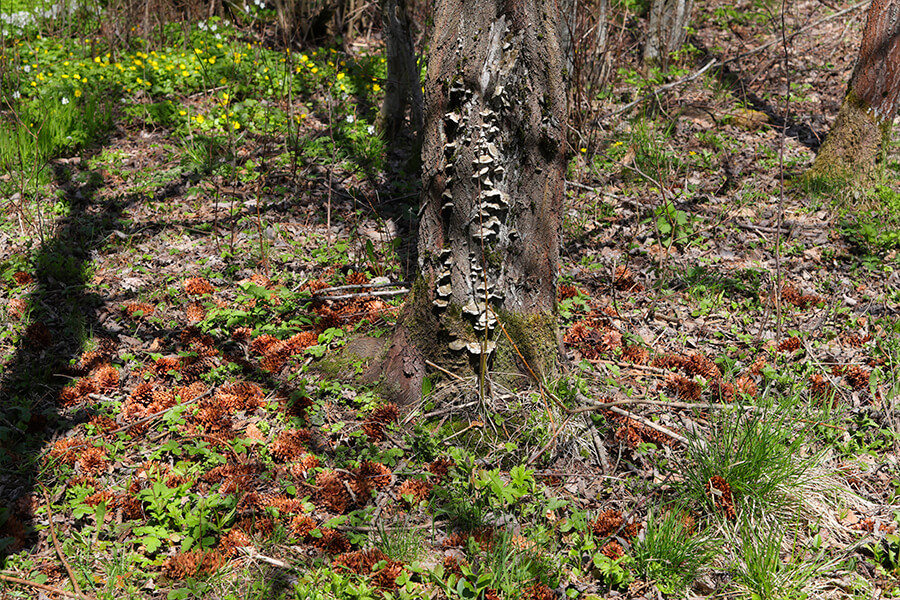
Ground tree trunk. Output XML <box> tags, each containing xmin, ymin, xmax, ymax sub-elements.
<box><xmin>377</xmin><ymin>0</ymin><xmax>424</xmax><ymax>139</ymax></box>
<box><xmin>558</xmin><ymin>0</ymin><xmax>609</xmax><ymax>77</ymax></box>
<box><xmin>809</xmin><ymin>0</ymin><xmax>900</xmax><ymax>181</ymax></box>
<box><xmin>558</xmin><ymin>0</ymin><xmax>577</xmax><ymax>74</ymax></box>
<box><xmin>381</xmin><ymin>0</ymin><xmax>567</xmax><ymax>404</ymax></box>
<box><xmin>643</xmin><ymin>0</ymin><xmax>693</xmax><ymax>68</ymax></box>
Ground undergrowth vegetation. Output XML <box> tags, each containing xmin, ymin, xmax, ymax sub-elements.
<box><xmin>0</xmin><ymin>1</ymin><xmax>900</xmax><ymax>599</ymax></box>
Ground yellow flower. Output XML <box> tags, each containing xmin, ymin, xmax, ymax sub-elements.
<box><xmin>311</xmin><ymin>67</ymin><xmax>318</xmax><ymax>74</ymax></box>
<box><xmin>336</xmin><ymin>72</ymin><xmax>344</xmax><ymax>80</ymax></box>
<box><xmin>372</xmin><ymin>83</ymin><xmax>380</xmax><ymax>92</ymax></box>
<box><xmin>207</xmin><ymin>56</ymin><xmax>215</xmax><ymax>64</ymax></box>
<box><xmin>196</xmin><ymin>114</ymin><xmax>205</xmax><ymax>123</ymax></box>
<box><xmin>580</xmin><ymin>148</ymin><xmax>587</xmax><ymax>153</ymax></box>
<box><xmin>219</xmin><ymin>77</ymin><xmax>227</xmax><ymax>84</ymax></box>
<box><xmin>179</xmin><ymin>110</ymin><xmax>186</xmax><ymax>116</ymax></box>
<box><xmin>74</xmin><ymin>89</ymin><xmax>82</xmax><ymax>97</ymax></box>
<box><xmin>94</xmin><ymin>56</ymin><xmax>101</xmax><ymax>63</ymax></box>
<box><xmin>232</xmin><ymin>121</ymin><xmax>240</xmax><ymax>130</ymax></box>
<box><xmin>300</xmin><ymin>54</ymin><xmax>308</xmax><ymax>62</ymax></box>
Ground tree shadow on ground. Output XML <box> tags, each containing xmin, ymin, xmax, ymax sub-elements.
<box><xmin>0</xmin><ymin>161</ymin><xmax>130</xmax><ymax>566</ymax></box>
<box><xmin>687</xmin><ymin>35</ymin><xmax>829</xmax><ymax>149</ymax></box>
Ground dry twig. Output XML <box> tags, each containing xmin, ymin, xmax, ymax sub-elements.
<box><xmin>39</xmin><ymin>484</ymin><xmax>90</xmax><ymax>600</ymax></box>
<box><xmin>0</xmin><ymin>572</ymin><xmax>91</xmax><ymax>600</ymax></box>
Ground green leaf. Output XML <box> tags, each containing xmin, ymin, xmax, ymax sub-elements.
<box><xmin>323</xmin><ymin>515</ymin><xmax>348</xmax><ymax>528</ymax></box>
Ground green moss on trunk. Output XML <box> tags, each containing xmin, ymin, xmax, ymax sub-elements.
<box><xmin>808</xmin><ymin>89</ymin><xmax>890</xmax><ymax>184</ymax></box>
<box><xmin>492</xmin><ymin>309</ymin><xmax>560</xmax><ymax>387</ymax></box>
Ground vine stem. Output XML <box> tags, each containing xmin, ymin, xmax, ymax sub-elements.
<box><xmin>0</xmin><ymin>572</ymin><xmax>90</xmax><ymax>600</ymax></box>
<box><xmin>39</xmin><ymin>484</ymin><xmax>90</xmax><ymax>599</ymax></box>
<box><xmin>776</xmin><ymin>0</ymin><xmax>791</xmax><ymax>342</ymax></box>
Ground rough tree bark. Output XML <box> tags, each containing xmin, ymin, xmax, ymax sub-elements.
<box><xmin>643</xmin><ymin>0</ymin><xmax>693</xmax><ymax>68</ymax></box>
<box><xmin>377</xmin><ymin>0</ymin><xmax>424</xmax><ymax>138</ymax></box>
<box><xmin>809</xmin><ymin>0</ymin><xmax>900</xmax><ymax>181</ymax></box>
<box><xmin>381</xmin><ymin>0</ymin><xmax>567</xmax><ymax>404</ymax></box>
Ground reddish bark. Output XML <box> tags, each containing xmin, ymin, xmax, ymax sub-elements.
<box><xmin>850</xmin><ymin>0</ymin><xmax>900</xmax><ymax>121</ymax></box>
<box><xmin>810</xmin><ymin>0</ymin><xmax>900</xmax><ymax>179</ymax></box>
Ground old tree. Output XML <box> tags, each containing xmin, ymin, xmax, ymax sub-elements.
<box><xmin>809</xmin><ymin>0</ymin><xmax>900</xmax><ymax>180</ymax></box>
<box><xmin>381</xmin><ymin>0</ymin><xmax>567</xmax><ymax>403</ymax></box>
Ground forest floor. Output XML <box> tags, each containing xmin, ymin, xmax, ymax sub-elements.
<box><xmin>1</xmin><ymin>0</ymin><xmax>900</xmax><ymax>599</ymax></box>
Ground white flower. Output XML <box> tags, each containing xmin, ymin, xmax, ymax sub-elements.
<box><xmin>210</xmin><ymin>23</ymin><xmax>217</xmax><ymax>31</ymax></box>
<box><xmin>345</xmin><ymin>114</ymin><xmax>355</xmax><ymax>124</ymax></box>
<box><xmin>12</xmin><ymin>91</ymin><xmax>20</xmax><ymax>99</ymax></box>
<box><xmin>367</xmin><ymin>125</ymin><xmax>375</xmax><ymax>135</ymax></box>
<box><xmin>23</xmin><ymin>65</ymin><xmax>30</xmax><ymax>73</ymax></box>
<box><xmin>61</xmin><ymin>97</ymin><xmax>69</xmax><ymax>105</ymax></box>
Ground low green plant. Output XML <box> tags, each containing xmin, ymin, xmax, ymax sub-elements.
<box><xmin>375</xmin><ymin>520</ymin><xmax>427</xmax><ymax>564</ymax></box>
<box><xmin>733</xmin><ymin>517</ymin><xmax>822</xmax><ymax>600</ymax></box>
<box><xmin>588</xmin><ymin>552</ymin><xmax>634</xmax><ymax>589</ymax></box>
<box><xmin>431</xmin><ymin>528</ymin><xmax>558</xmax><ymax>599</ymax></box>
<box><xmin>865</xmin><ymin>532</ymin><xmax>900</xmax><ymax>575</ymax></box>
<box><xmin>630</xmin><ymin>118</ymin><xmax>682</xmax><ymax>180</ymax></box>
<box><xmin>133</xmin><ymin>480</ymin><xmax>236</xmax><ymax>554</ymax></box>
<box><xmin>653</xmin><ymin>200</ymin><xmax>695</xmax><ymax>248</ymax></box>
<box><xmin>631</xmin><ymin>507</ymin><xmax>719</xmax><ymax>594</ymax></box>
<box><xmin>676</xmin><ymin>407</ymin><xmax>816</xmax><ymax>520</ymax></box>
<box><xmin>199</xmin><ymin>280</ymin><xmax>312</xmax><ymax>337</ymax></box>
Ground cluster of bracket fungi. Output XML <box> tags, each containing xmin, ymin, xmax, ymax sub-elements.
<box><xmin>432</xmin><ymin>20</ymin><xmax>524</xmax><ymax>359</ymax></box>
